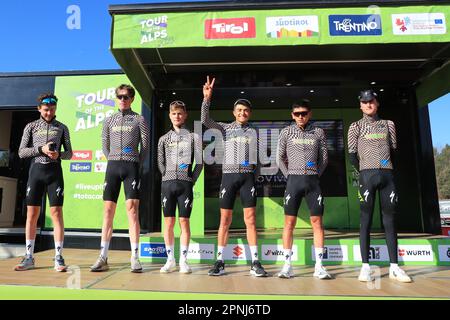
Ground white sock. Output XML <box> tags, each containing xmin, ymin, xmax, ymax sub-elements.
<box><xmin>284</xmin><ymin>248</ymin><xmax>292</xmax><ymax>265</ymax></box>
<box><xmin>362</xmin><ymin>263</ymin><xmax>370</xmax><ymax>269</ymax></box>
<box><xmin>180</xmin><ymin>245</ymin><xmax>189</xmax><ymax>263</ymax></box>
<box><xmin>390</xmin><ymin>263</ymin><xmax>399</xmax><ymax>269</ymax></box>
<box><xmin>55</xmin><ymin>241</ymin><xmax>63</xmax><ymax>257</ymax></box>
<box><xmin>217</xmin><ymin>246</ymin><xmax>224</xmax><ymax>261</ymax></box>
<box><xmin>250</xmin><ymin>246</ymin><xmax>258</xmax><ymax>262</ymax></box>
<box><xmin>130</xmin><ymin>243</ymin><xmax>139</xmax><ymax>258</ymax></box>
<box><xmin>315</xmin><ymin>247</ymin><xmax>324</xmax><ymax>267</ymax></box>
<box><xmin>25</xmin><ymin>240</ymin><xmax>35</xmax><ymax>257</ymax></box>
<box><xmin>166</xmin><ymin>245</ymin><xmax>174</xmax><ymax>261</ymax></box>
<box><xmin>100</xmin><ymin>241</ymin><xmax>109</xmax><ymax>259</ymax></box>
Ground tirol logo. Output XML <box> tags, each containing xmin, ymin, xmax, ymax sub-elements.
<box><xmin>397</xmin><ymin>245</ymin><xmax>433</xmax><ymax>262</ymax></box>
<box><xmin>205</xmin><ymin>18</ymin><xmax>256</xmax><ymax>39</ymax></box>
<box><xmin>140</xmin><ymin>15</ymin><xmax>168</xmax><ymax>44</ymax></box>
<box><xmin>70</xmin><ymin>162</ymin><xmax>92</xmax><ymax>172</ymax></box>
<box><xmin>71</xmin><ymin>150</ymin><xmax>92</xmax><ymax>161</ymax></box>
<box><xmin>233</xmin><ymin>245</ymin><xmax>244</xmax><ymax>257</ymax></box>
<box><xmin>140</xmin><ymin>243</ymin><xmax>167</xmax><ymax>258</ymax></box>
<box><xmin>329</xmin><ymin>15</ymin><xmax>382</xmax><ymax>36</ymax></box>
<box><xmin>266</xmin><ymin>16</ymin><xmax>319</xmax><ymax>38</ymax></box>
<box><xmin>392</xmin><ymin>13</ymin><xmax>446</xmax><ymax>35</ymax></box>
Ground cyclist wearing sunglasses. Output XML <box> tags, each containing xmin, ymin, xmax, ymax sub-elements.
<box><xmin>157</xmin><ymin>101</ymin><xmax>203</xmax><ymax>274</ymax></box>
<box><xmin>348</xmin><ymin>89</ymin><xmax>411</xmax><ymax>283</ymax></box>
<box><xmin>201</xmin><ymin>76</ymin><xmax>267</xmax><ymax>277</ymax></box>
<box><xmin>90</xmin><ymin>84</ymin><xmax>149</xmax><ymax>273</ymax></box>
<box><xmin>15</xmin><ymin>93</ymin><xmax>73</xmax><ymax>272</ymax></box>
<box><xmin>276</xmin><ymin>100</ymin><xmax>330</xmax><ymax>279</ymax></box>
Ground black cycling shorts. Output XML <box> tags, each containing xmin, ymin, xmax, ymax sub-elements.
<box><xmin>161</xmin><ymin>180</ymin><xmax>194</xmax><ymax>218</ymax></box>
<box><xmin>103</xmin><ymin>160</ymin><xmax>140</xmax><ymax>203</ymax></box>
<box><xmin>284</xmin><ymin>175</ymin><xmax>324</xmax><ymax>216</ymax></box>
<box><xmin>219</xmin><ymin>173</ymin><xmax>257</xmax><ymax>209</ymax></box>
<box><xmin>26</xmin><ymin>162</ymin><xmax>64</xmax><ymax>207</ymax></box>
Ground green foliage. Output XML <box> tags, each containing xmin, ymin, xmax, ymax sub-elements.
<box><xmin>434</xmin><ymin>145</ymin><xmax>450</xmax><ymax>199</ymax></box>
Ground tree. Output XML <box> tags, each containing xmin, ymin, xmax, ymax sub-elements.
<box><xmin>434</xmin><ymin>145</ymin><xmax>450</xmax><ymax>199</ymax></box>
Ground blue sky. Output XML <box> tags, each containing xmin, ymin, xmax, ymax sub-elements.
<box><xmin>1</xmin><ymin>1</ymin><xmax>448</xmax><ymax>148</ymax></box>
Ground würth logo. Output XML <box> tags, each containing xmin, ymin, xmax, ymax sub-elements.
<box><xmin>205</xmin><ymin>18</ymin><xmax>256</xmax><ymax>39</ymax></box>
<box><xmin>233</xmin><ymin>246</ymin><xmax>243</xmax><ymax>257</ymax></box>
<box><xmin>399</xmin><ymin>249</ymin><xmax>406</xmax><ymax>257</ymax></box>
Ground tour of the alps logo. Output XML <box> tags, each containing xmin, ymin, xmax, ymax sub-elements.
<box><xmin>392</xmin><ymin>13</ymin><xmax>446</xmax><ymax>35</ymax></box>
<box><xmin>329</xmin><ymin>14</ymin><xmax>382</xmax><ymax>36</ymax></box>
<box><xmin>205</xmin><ymin>17</ymin><xmax>256</xmax><ymax>39</ymax></box>
<box><xmin>139</xmin><ymin>15</ymin><xmax>168</xmax><ymax>44</ymax></box>
<box><xmin>266</xmin><ymin>16</ymin><xmax>319</xmax><ymax>38</ymax></box>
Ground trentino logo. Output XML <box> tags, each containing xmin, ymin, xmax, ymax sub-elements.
<box><xmin>329</xmin><ymin>15</ymin><xmax>382</xmax><ymax>36</ymax></box>
<box><xmin>70</xmin><ymin>162</ymin><xmax>92</xmax><ymax>172</ymax></box>
<box><xmin>140</xmin><ymin>243</ymin><xmax>167</xmax><ymax>258</ymax></box>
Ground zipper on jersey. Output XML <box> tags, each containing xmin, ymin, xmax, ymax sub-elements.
<box><xmin>120</xmin><ymin>113</ymin><xmax>124</xmax><ymax>161</ymax></box>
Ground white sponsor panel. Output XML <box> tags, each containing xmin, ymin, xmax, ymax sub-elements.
<box><xmin>266</xmin><ymin>16</ymin><xmax>319</xmax><ymax>37</ymax></box>
<box><xmin>397</xmin><ymin>245</ymin><xmax>433</xmax><ymax>262</ymax></box>
<box><xmin>223</xmin><ymin>244</ymin><xmax>251</xmax><ymax>261</ymax></box>
<box><xmin>186</xmin><ymin>243</ymin><xmax>215</xmax><ymax>260</ymax></box>
<box><xmin>438</xmin><ymin>245</ymin><xmax>450</xmax><ymax>262</ymax></box>
<box><xmin>353</xmin><ymin>245</ymin><xmax>390</xmax><ymax>262</ymax></box>
<box><xmin>392</xmin><ymin>13</ymin><xmax>446</xmax><ymax>35</ymax></box>
<box><xmin>95</xmin><ymin>150</ymin><xmax>106</xmax><ymax>161</ymax></box>
<box><xmin>311</xmin><ymin>245</ymin><xmax>348</xmax><ymax>262</ymax></box>
<box><xmin>94</xmin><ymin>162</ymin><xmax>108</xmax><ymax>172</ymax></box>
<box><xmin>261</xmin><ymin>244</ymin><xmax>299</xmax><ymax>261</ymax></box>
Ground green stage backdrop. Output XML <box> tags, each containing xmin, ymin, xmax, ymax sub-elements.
<box><xmin>112</xmin><ymin>5</ymin><xmax>449</xmax><ymax>49</ymax></box>
<box><xmin>45</xmin><ymin>74</ymin><xmax>143</xmax><ymax>229</ymax></box>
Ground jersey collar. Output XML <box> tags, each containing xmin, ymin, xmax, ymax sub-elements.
<box><xmin>362</xmin><ymin>114</ymin><xmax>380</xmax><ymax>123</ymax></box>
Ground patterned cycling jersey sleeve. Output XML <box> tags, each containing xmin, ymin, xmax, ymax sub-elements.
<box><xmin>102</xmin><ymin>116</ymin><xmax>111</xmax><ymax>159</ymax></box>
<box><xmin>191</xmin><ymin>132</ymin><xmax>203</xmax><ymax>184</ymax></box>
<box><xmin>18</xmin><ymin>122</ymin><xmax>41</xmax><ymax>159</ymax></box>
<box><xmin>157</xmin><ymin>136</ymin><xmax>166</xmax><ymax>176</ymax></box>
<box><xmin>200</xmin><ymin>100</ymin><xmax>226</xmax><ymax>133</ymax></box>
<box><xmin>59</xmin><ymin>124</ymin><xmax>73</xmax><ymax>160</ymax></box>
<box><xmin>317</xmin><ymin>128</ymin><xmax>328</xmax><ymax>177</ymax></box>
<box><xmin>276</xmin><ymin>128</ymin><xmax>289</xmax><ymax>178</ymax></box>
<box><xmin>347</xmin><ymin>122</ymin><xmax>359</xmax><ymax>154</ymax></box>
<box><xmin>387</xmin><ymin>120</ymin><xmax>397</xmax><ymax>150</ymax></box>
<box><xmin>139</xmin><ymin>117</ymin><xmax>150</xmax><ymax>163</ymax></box>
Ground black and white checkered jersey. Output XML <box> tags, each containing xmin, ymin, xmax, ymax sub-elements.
<box><xmin>18</xmin><ymin>117</ymin><xmax>73</xmax><ymax>164</ymax></box>
<box><xmin>348</xmin><ymin>114</ymin><xmax>397</xmax><ymax>171</ymax></box>
<box><xmin>201</xmin><ymin>100</ymin><xmax>259</xmax><ymax>175</ymax></box>
<box><xmin>157</xmin><ymin>127</ymin><xmax>203</xmax><ymax>184</ymax></box>
<box><xmin>101</xmin><ymin>108</ymin><xmax>150</xmax><ymax>163</ymax></box>
<box><xmin>276</xmin><ymin>123</ymin><xmax>328</xmax><ymax>178</ymax></box>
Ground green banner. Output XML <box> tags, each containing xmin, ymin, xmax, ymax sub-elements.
<box><xmin>45</xmin><ymin>74</ymin><xmax>143</xmax><ymax>229</ymax></box>
<box><xmin>112</xmin><ymin>5</ymin><xmax>450</xmax><ymax>48</ymax></box>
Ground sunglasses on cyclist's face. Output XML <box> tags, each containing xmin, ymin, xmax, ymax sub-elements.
<box><xmin>292</xmin><ymin>111</ymin><xmax>309</xmax><ymax>117</ymax></box>
<box><xmin>116</xmin><ymin>95</ymin><xmax>130</xmax><ymax>101</ymax></box>
<box><xmin>40</xmin><ymin>98</ymin><xmax>57</xmax><ymax>105</ymax></box>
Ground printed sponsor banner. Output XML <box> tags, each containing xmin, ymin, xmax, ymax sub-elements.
<box><xmin>353</xmin><ymin>245</ymin><xmax>390</xmax><ymax>261</ymax></box>
<box><xmin>95</xmin><ymin>150</ymin><xmax>106</xmax><ymax>161</ymax></box>
<box><xmin>70</xmin><ymin>162</ymin><xmax>92</xmax><ymax>172</ymax></box>
<box><xmin>94</xmin><ymin>162</ymin><xmax>108</xmax><ymax>173</ymax></box>
<box><xmin>438</xmin><ymin>245</ymin><xmax>450</xmax><ymax>262</ymax></box>
<box><xmin>329</xmin><ymin>14</ymin><xmax>382</xmax><ymax>36</ymax></box>
<box><xmin>398</xmin><ymin>245</ymin><xmax>433</xmax><ymax>262</ymax></box>
<box><xmin>261</xmin><ymin>244</ymin><xmax>298</xmax><ymax>261</ymax></box>
<box><xmin>266</xmin><ymin>16</ymin><xmax>319</xmax><ymax>38</ymax></box>
<box><xmin>392</xmin><ymin>13</ymin><xmax>446</xmax><ymax>35</ymax></box>
<box><xmin>311</xmin><ymin>245</ymin><xmax>349</xmax><ymax>261</ymax></box>
<box><xmin>71</xmin><ymin>150</ymin><xmax>92</xmax><ymax>160</ymax></box>
<box><xmin>140</xmin><ymin>15</ymin><xmax>169</xmax><ymax>45</ymax></box>
<box><xmin>223</xmin><ymin>244</ymin><xmax>251</xmax><ymax>261</ymax></box>
<box><xmin>186</xmin><ymin>243</ymin><xmax>215</xmax><ymax>260</ymax></box>
<box><xmin>140</xmin><ymin>242</ymin><xmax>167</xmax><ymax>258</ymax></box>
<box><xmin>205</xmin><ymin>18</ymin><xmax>256</xmax><ymax>39</ymax></box>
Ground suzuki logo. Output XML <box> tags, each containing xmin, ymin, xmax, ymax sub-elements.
<box><xmin>233</xmin><ymin>246</ymin><xmax>243</xmax><ymax>257</ymax></box>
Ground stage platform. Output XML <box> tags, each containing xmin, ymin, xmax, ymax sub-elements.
<box><xmin>0</xmin><ymin>248</ymin><xmax>449</xmax><ymax>299</ymax></box>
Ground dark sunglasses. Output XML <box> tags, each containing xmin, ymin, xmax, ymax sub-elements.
<box><xmin>293</xmin><ymin>111</ymin><xmax>309</xmax><ymax>117</ymax></box>
<box><xmin>116</xmin><ymin>95</ymin><xmax>130</xmax><ymax>101</ymax></box>
<box><xmin>41</xmin><ymin>98</ymin><xmax>57</xmax><ymax>105</ymax></box>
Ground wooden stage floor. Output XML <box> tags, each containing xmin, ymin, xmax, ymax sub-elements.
<box><xmin>0</xmin><ymin>249</ymin><xmax>449</xmax><ymax>299</ymax></box>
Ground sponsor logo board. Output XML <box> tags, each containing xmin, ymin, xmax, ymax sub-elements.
<box><xmin>261</xmin><ymin>244</ymin><xmax>299</xmax><ymax>261</ymax></box>
<box><xmin>140</xmin><ymin>243</ymin><xmax>167</xmax><ymax>258</ymax></box>
<box><xmin>205</xmin><ymin>18</ymin><xmax>256</xmax><ymax>39</ymax></box>
<box><xmin>266</xmin><ymin>16</ymin><xmax>319</xmax><ymax>38</ymax></box>
<box><xmin>311</xmin><ymin>245</ymin><xmax>349</xmax><ymax>261</ymax></box>
<box><xmin>329</xmin><ymin>14</ymin><xmax>382</xmax><ymax>36</ymax></box>
<box><xmin>70</xmin><ymin>162</ymin><xmax>92</xmax><ymax>172</ymax></box>
<box><xmin>392</xmin><ymin>13</ymin><xmax>446</xmax><ymax>35</ymax></box>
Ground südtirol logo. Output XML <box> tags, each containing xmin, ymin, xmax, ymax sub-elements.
<box><xmin>140</xmin><ymin>15</ymin><xmax>168</xmax><ymax>44</ymax></box>
<box><xmin>266</xmin><ymin>16</ymin><xmax>319</xmax><ymax>38</ymax></box>
<box><xmin>74</xmin><ymin>87</ymin><xmax>116</xmax><ymax>132</ymax></box>
<box><xmin>205</xmin><ymin>18</ymin><xmax>256</xmax><ymax>39</ymax></box>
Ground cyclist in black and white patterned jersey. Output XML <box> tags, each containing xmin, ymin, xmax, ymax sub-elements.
<box><xmin>276</xmin><ymin>100</ymin><xmax>331</xmax><ymax>280</ymax></box>
<box><xmin>15</xmin><ymin>93</ymin><xmax>73</xmax><ymax>273</ymax></box>
<box><xmin>90</xmin><ymin>84</ymin><xmax>149</xmax><ymax>274</ymax></box>
<box><xmin>348</xmin><ymin>89</ymin><xmax>411</xmax><ymax>283</ymax></box>
<box><xmin>201</xmin><ymin>76</ymin><xmax>267</xmax><ymax>278</ymax></box>
<box><xmin>158</xmin><ymin>101</ymin><xmax>203</xmax><ymax>274</ymax></box>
